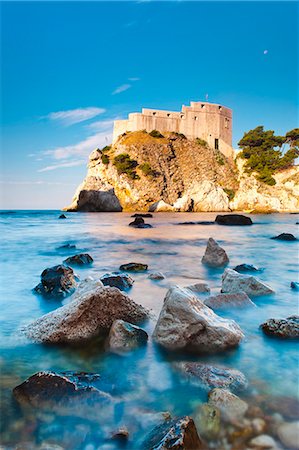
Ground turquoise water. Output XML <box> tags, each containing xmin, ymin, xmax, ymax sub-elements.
<box><xmin>0</xmin><ymin>211</ymin><xmax>298</xmax><ymax>449</ymax></box>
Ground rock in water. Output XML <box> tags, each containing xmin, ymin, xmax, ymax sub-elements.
<box><xmin>249</xmin><ymin>435</ymin><xmax>279</xmax><ymax>449</ymax></box>
<box><xmin>67</xmin><ymin>187</ymin><xmax>123</xmax><ymax>212</ymax></box>
<box><xmin>131</xmin><ymin>213</ymin><xmax>153</xmax><ymax>218</ymax></box>
<box><xmin>148</xmin><ymin>272</ymin><xmax>165</xmax><ymax>280</ymax></box>
<box><xmin>63</xmin><ymin>253</ymin><xmax>93</xmax><ymax>266</ymax></box>
<box><xmin>23</xmin><ymin>286</ymin><xmax>149</xmax><ymax>344</ymax></box>
<box><xmin>58</xmin><ymin>214</ymin><xmax>67</xmax><ymax>219</ymax></box>
<box><xmin>173</xmin><ymin>362</ymin><xmax>248</xmax><ymax>392</ymax></box>
<box><xmin>271</xmin><ymin>233</ymin><xmax>297</xmax><ymax>241</ymax></box>
<box><xmin>33</xmin><ymin>264</ymin><xmax>78</xmax><ymax>298</ymax></box>
<box><xmin>153</xmin><ymin>286</ymin><xmax>244</xmax><ymax>353</ymax></box>
<box><xmin>233</xmin><ymin>264</ymin><xmax>260</xmax><ymax>273</ymax></box>
<box><xmin>100</xmin><ymin>272</ymin><xmax>134</xmax><ymax>290</ymax></box>
<box><xmin>107</xmin><ymin>320</ymin><xmax>148</xmax><ymax>352</ymax></box>
<box><xmin>194</xmin><ymin>403</ymin><xmax>221</xmax><ymax>440</ymax></box>
<box><xmin>277</xmin><ymin>421</ymin><xmax>299</xmax><ymax>449</ymax></box>
<box><xmin>184</xmin><ymin>283</ymin><xmax>210</xmax><ymax>294</ymax></box>
<box><xmin>291</xmin><ymin>281</ymin><xmax>299</xmax><ymax>290</ymax></box>
<box><xmin>119</xmin><ymin>262</ymin><xmax>148</xmax><ymax>272</ymax></box>
<box><xmin>215</xmin><ymin>214</ymin><xmax>252</xmax><ymax>226</ymax></box>
<box><xmin>142</xmin><ymin>416</ymin><xmax>204</xmax><ymax>450</ymax></box>
<box><xmin>260</xmin><ymin>316</ymin><xmax>299</xmax><ymax>339</ymax></box>
<box><xmin>204</xmin><ymin>292</ymin><xmax>256</xmax><ymax>310</ymax></box>
<box><xmin>201</xmin><ymin>238</ymin><xmax>229</xmax><ymax>268</ymax></box>
<box><xmin>208</xmin><ymin>388</ymin><xmax>248</xmax><ymax>423</ymax></box>
<box><xmin>221</xmin><ymin>269</ymin><xmax>274</xmax><ymax>296</ymax></box>
<box><xmin>129</xmin><ymin>217</ymin><xmax>153</xmax><ymax>228</ymax></box>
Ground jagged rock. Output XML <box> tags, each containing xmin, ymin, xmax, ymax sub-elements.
<box><xmin>184</xmin><ymin>283</ymin><xmax>210</xmax><ymax>294</ymax></box>
<box><xmin>23</xmin><ymin>286</ymin><xmax>149</xmax><ymax>344</ymax></box>
<box><xmin>131</xmin><ymin>213</ymin><xmax>153</xmax><ymax>218</ymax></box>
<box><xmin>33</xmin><ymin>265</ymin><xmax>78</xmax><ymax>298</ymax></box>
<box><xmin>58</xmin><ymin>214</ymin><xmax>67</xmax><ymax>219</ymax></box>
<box><xmin>100</xmin><ymin>272</ymin><xmax>134</xmax><ymax>290</ymax></box>
<box><xmin>271</xmin><ymin>233</ymin><xmax>297</xmax><ymax>241</ymax></box>
<box><xmin>129</xmin><ymin>217</ymin><xmax>152</xmax><ymax>228</ymax></box>
<box><xmin>194</xmin><ymin>403</ymin><xmax>221</xmax><ymax>440</ymax></box>
<box><xmin>153</xmin><ymin>286</ymin><xmax>244</xmax><ymax>354</ymax></box>
<box><xmin>201</xmin><ymin>238</ymin><xmax>229</xmax><ymax>268</ymax></box>
<box><xmin>149</xmin><ymin>200</ymin><xmax>175</xmax><ymax>212</ymax></box>
<box><xmin>119</xmin><ymin>262</ymin><xmax>148</xmax><ymax>272</ymax></box>
<box><xmin>277</xmin><ymin>421</ymin><xmax>299</xmax><ymax>449</ymax></box>
<box><xmin>221</xmin><ymin>269</ymin><xmax>274</xmax><ymax>296</ymax></box>
<box><xmin>173</xmin><ymin>181</ymin><xmax>230</xmax><ymax>212</ymax></box>
<box><xmin>233</xmin><ymin>264</ymin><xmax>260</xmax><ymax>273</ymax></box>
<box><xmin>260</xmin><ymin>316</ymin><xmax>299</xmax><ymax>339</ymax></box>
<box><xmin>57</xmin><ymin>243</ymin><xmax>76</xmax><ymax>250</ymax></box>
<box><xmin>173</xmin><ymin>362</ymin><xmax>248</xmax><ymax>392</ymax></box>
<box><xmin>215</xmin><ymin>214</ymin><xmax>252</xmax><ymax>225</ymax></box>
<box><xmin>249</xmin><ymin>434</ymin><xmax>279</xmax><ymax>449</ymax></box>
<box><xmin>291</xmin><ymin>281</ymin><xmax>299</xmax><ymax>290</ymax></box>
<box><xmin>148</xmin><ymin>272</ymin><xmax>165</xmax><ymax>280</ymax></box>
<box><xmin>204</xmin><ymin>292</ymin><xmax>256</xmax><ymax>310</ymax></box>
<box><xmin>63</xmin><ymin>253</ymin><xmax>93</xmax><ymax>266</ymax></box>
<box><xmin>142</xmin><ymin>416</ymin><xmax>204</xmax><ymax>450</ymax></box>
<box><xmin>208</xmin><ymin>388</ymin><xmax>248</xmax><ymax>423</ymax></box>
<box><xmin>107</xmin><ymin>319</ymin><xmax>148</xmax><ymax>352</ymax></box>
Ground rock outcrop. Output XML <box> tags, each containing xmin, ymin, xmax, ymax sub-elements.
<box><xmin>33</xmin><ymin>264</ymin><xmax>78</xmax><ymax>298</ymax></box>
<box><xmin>100</xmin><ymin>272</ymin><xmax>134</xmax><ymax>290</ymax></box>
<box><xmin>221</xmin><ymin>269</ymin><xmax>274</xmax><ymax>296</ymax></box>
<box><xmin>260</xmin><ymin>316</ymin><xmax>299</xmax><ymax>339</ymax></box>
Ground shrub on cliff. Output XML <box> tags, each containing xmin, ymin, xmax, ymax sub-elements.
<box><xmin>139</xmin><ymin>162</ymin><xmax>157</xmax><ymax>177</ymax></box>
<box><xmin>149</xmin><ymin>130</ymin><xmax>164</xmax><ymax>138</ymax></box>
<box><xmin>101</xmin><ymin>153</ymin><xmax>110</xmax><ymax>165</ymax></box>
<box><xmin>113</xmin><ymin>153</ymin><xmax>139</xmax><ymax>180</ymax></box>
<box><xmin>195</xmin><ymin>138</ymin><xmax>208</xmax><ymax>148</ymax></box>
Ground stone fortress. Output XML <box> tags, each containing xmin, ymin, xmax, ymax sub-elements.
<box><xmin>113</xmin><ymin>101</ymin><xmax>234</xmax><ymax>159</ymax></box>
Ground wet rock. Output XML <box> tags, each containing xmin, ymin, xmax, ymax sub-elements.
<box><xmin>221</xmin><ymin>269</ymin><xmax>274</xmax><ymax>296</ymax></box>
<box><xmin>215</xmin><ymin>214</ymin><xmax>252</xmax><ymax>226</ymax></box>
<box><xmin>204</xmin><ymin>292</ymin><xmax>256</xmax><ymax>310</ymax></box>
<box><xmin>277</xmin><ymin>421</ymin><xmax>299</xmax><ymax>449</ymax></box>
<box><xmin>131</xmin><ymin>213</ymin><xmax>153</xmax><ymax>218</ymax></box>
<box><xmin>201</xmin><ymin>238</ymin><xmax>229</xmax><ymax>268</ymax></box>
<box><xmin>184</xmin><ymin>283</ymin><xmax>210</xmax><ymax>294</ymax></box>
<box><xmin>33</xmin><ymin>265</ymin><xmax>78</xmax><ymax>298</ymax></box>
<box><xmin>71</xmin><ymin>277</ymin><xmax>104</xmax><ymax>300</ymax></box>
<box><xmin>59</xmin><ymin>214</ymin><xmax>67</xmax><ymax>219</ymax></box>
<box><xmin>23</xmin><ymin>286</ymin><xmax>149</xmax><ymax>344</ymax></box>
<box><xmin>142</xmin><ymin>416</ymin><xmax>204</xmax><ymax>449</ymax></box>
<box><xmin>233</xmin><ymin>264</ymin><xmax>260</xmax><ymax>273</ymax></box>
<box><xmin>153</xmin><ymin>286</ymin><xmax>244</xmax><ymax>354</ymax></box>
<box><xmin>111</xmin><ymin>426</ymin><xmax>129</xmax><ymax>442</ymax></box>
<box><xmin>251</xmin><ymin>418</ymin><xmax>266</xmax><ymax>434</ymax></box>
<box><xmin>249</xmin><ymin>434</ymin><xmax>279</xmax><ymax>449</ymax></box>
<box><xmin>194</xmin><ymin>403</ymin><xmax>220</xmax><ymax>441</ymax></box>
<box><xmin>57</xmin><ymin>243</ymin><xmax>76</xmax><ymax>250</ymax></box>
<box><xmin>129</xmin><ymin>217</ymin><xmax>153</xmax><ymax>228</ymax></box>
<box><xmin>177</xmin><ymin>221</ymin><xmax>215</xmax><ymax>226</ymax></box>
<box><xmin>63</xmin><ymin>253</ymin><xmax>93</xmax><ymax>266</ymax></box>
<box><xmin>208</xmin><ymin>388</ymin><xmax>248</xmax><ymax>423</ymax></box>
<box><xmin>107</xmin><ymin>319</ymin><xmax>148</xmax><ymax>353</ymax></box>
<box><xmin>260</xmin><ymin>316</ymin><xmax>299</xmax><ymax>339</ymax></box>
<box><xmin>100</xmin><ymin>272</ymin><xmax>134</xmax><ymax>290</ymax></box>
<box><xmin>271</xmin><ymin>233</ymin><xmax>297</xmax><ymax>241</ymax></box>
<box><xmin>291</xmin><ymin>281</ymin><xmax>299</xmax><ymax>290</ymax></box>
<box><xmin>148</xmin><ymin>272</ymin><xmax>165</xmax><ymax>280</ymax></box>
<box><xmin>173</xmin><ymin>362</ymin><xmax>248</xmax><ymax>392</ymax></box>
<box><xmin>119</xmin><ymin>262</ymin><xmax>148</xmax><ymax>272</ymax></box>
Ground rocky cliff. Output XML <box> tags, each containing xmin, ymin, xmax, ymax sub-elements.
<box><xmin>65</xmin><ymin>131</ymin><xmax>299</xmax><ymax>213</ymax></box>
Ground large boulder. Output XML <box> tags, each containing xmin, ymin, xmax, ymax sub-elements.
<box><xmin>63</xmin><ymin>253</ymin><xmax>93</xmax><ymax>266</ymax></box>
<box><xmin>271</xmin><ymin>233</ymin><xmax>297</xmax><ymax>241</ymax></box>
<box><xmin>173</xmin><ymin>362</ymin><xmax>248</xmax><ymax>392</ymax></box>
<box><xmin>260</xmin><ymin>316</ymin><xmax>299</xmax><ymax>339</ymax></box>
<box><xmin>221</xmin><ymin>269</ymin><xmax>274</xmax><ymax>296</ymax></box>
<box><xmin>23</xmin><ymin>286</ymin><xmax>149</xmax><ymax>344</ymax></box>
<box><xmin>107</xmin><ymin>319</ymin><xmax>148</xmax><ymax>353</ymax></box>
<box><xmin>68</xmin><ymin>188</ymin><xmax>123</xmax><ymax>212</ymax></box>
<box><xmin>204</xmin><ymin>292</ymin><xmax>256</xmax><ymax>310</ymax></box>
<box><xmin>153</xmin><ymin>286</ymin><xmax>244</xmax><ymax>354</ymax></box>
<box><xmin>215</xmin><ymin>214</ymin><xmax>252</xmax><ymax>226</ymax></box>
<box><xmin>33</xmin><ymin>264</ymin><xmax>78</xmax><ymax>298</ymax></box>
<box><xmin>100</xmin><ymin>272</ymin><xmax>134</xmax><ymax>290</ymax></box>
<box><xmin>201</xmin><ymin>238</ymin><xmax>229</xmax><ymax>268</ymax></box>
<box><xmin>277</xmin><ymin>421</ymin><xmax>299</xmax><ymax>449</ymax></box>
<box><xmin>208</xmin><ymin>388</ymin><xmax>248</xmax><ymax>423</ymax></box>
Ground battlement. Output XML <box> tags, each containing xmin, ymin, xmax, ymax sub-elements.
<box><xmin>113</xmin><ymin>101</ymin><xmax>234</xmax><ymax>159</ymax></box>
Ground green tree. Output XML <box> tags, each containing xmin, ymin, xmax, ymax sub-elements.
<box><xmin>113</xmin><ymin>153</ymin><xmax>139</xmax><ymax>179</ymax></box>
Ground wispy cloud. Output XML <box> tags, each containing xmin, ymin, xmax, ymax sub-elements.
<box><xmin>112</xmin><ymin>84</ymin><xmax>132</xmax><ymax>95</ymax></box>
<box><xmin>0</xmin><ymin>180</ymin><xmax>75</xmax><ymax>186</ymax></box>
<box><xmin>45</xmin><ymin>107</ymin><xmax>105</xmax><ymax>126</ymax></box>
<box><xmin>128</xmin><ymin>77</ymin><xmax>140</xmax><ymax>81</ymax></box>
<box><xmin>38</xmin><ymin>160</ymin><xmax>86</xmax><ymax>173</ymax></box>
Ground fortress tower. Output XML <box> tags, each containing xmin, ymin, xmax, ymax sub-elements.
<box><xmin>113</xmin><ymin>101</ymin><xmax>234</xmax><ymax>159</ymax></box>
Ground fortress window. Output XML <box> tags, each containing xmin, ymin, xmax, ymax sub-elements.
<box><xmin>218</xmin><ymin>106</ymin><xmax>222</xmax><ymax>111</ymax></box>
<box><xmin>180</xmin><ymin>114</ymin><xmax>184</xmax><ymax>119</ymax></box>
<box><xmin>215</xmin><ymin>138</ymin><xmax>219</xmax><ymax>150</ymax></box>
<box><xmin>225</xmin><ymin>118</ymin><xmax>229</xmax><ymax>128</ymax></box>
<box><xmin>194</xmin><ymin>116</ymin><xmax>198</xmax><ymax>120</ymax></box>
<box><xmin>167</xmin><ymin>113</ymin><xmax>171</xmax><ymax>117</ymax></box>
<box><xmin>153</xmin><ymin>112</ymin><xmax>156</xmax><ymax>116</ymax></box>
<box><xmin>201</xmin><ymin>104</ymin><xmax>205</xmax><ymax>108</ymax></box>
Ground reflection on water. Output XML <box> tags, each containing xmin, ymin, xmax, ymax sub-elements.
<box><xmin>0</xmin><ymin>211</ymin><xmax>298</xmax><ymax>449</ymax></box>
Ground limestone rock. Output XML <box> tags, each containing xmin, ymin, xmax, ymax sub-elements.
<box><xmin>184</xmin><ymin>283</ymin><xmax>210</xmax><ymax>294</ymax></box>
<box><xmin>119</xmin><ymin>262</ymin><xmax>148</xmax><ymax>272</ymax></box>
<box><xmin>33</xmin><ymin>264</ymin><xmax>78</xmax><ymax>298</ymax></box>
<box><xmin>107</xmin><ymin>319</ymin><xmax>148</xmax><ymax>352</ymax></box>
<box><xmin>277</xmin><ymin>421</ymin><xmax>299</xmax><ymax>449</ymax></box>
<box><xmin>71</xmin><ymin>277</ymin><xmax>104</xmax><ymax>300</ymax></box>
<box><xmin>221</xmin><ymin>269</ymin><xmax>274</xmax><ymax>296</ymax></box>
<box><xmin>204</xmin><ymin>292</ymin><xmax>256</xmax><ymax>310</ymax></box>
<box><xmin>23</xmin><ymin>286</ymin><xmax>149</xmax><ymax>344</ymax></box>
<box><xmin>100</xmin><ymin>272</ymin><xmax>134</xmax><ymax>290</ymax></box>
<box><xmin>215</xmin><ymin>214</ymin><xmax>252</xmax><ymax>226</ymax></box>
<box><xmin>153</xmin><ymin>286</ymin><xmax>244</xmax><ymax>354</ymax></box>
<box><xmin>201</xmin><ymin>238</ymin><xmax>229</xmax><ymax>268</ymax></box>
<box><xmin>149</xmin><ymin>200</ymin><xmax>175</xmax><ymax>212</ymax></box>
<box><xmin>271</xmin><ymin>233</ymin><xmax>297</xmax><ymax>241</ymax></box>
<box><xmin>148</xmin><ymin>272</ymin><xmax>165</xmax><ymax>280</ymax></box>
<box><xmin>194</xmin><ymin>403</ymin><xmax>221</xmax><ymax>441</ymax></box>
<box><xmin>208</xmin><ymin>388</ymin><xmax>248</xmax><ymax>423</ymax></box>
<box><xmin>63</xmin><ymin>253</ymin><xmax>93</xmax><ymax>266</ymax></box>
<box><xmin>260</xmin><ymin>316</ymin><xmax>299</xmax><ymax>339</ymax></box>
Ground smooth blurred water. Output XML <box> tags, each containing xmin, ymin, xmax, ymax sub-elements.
<box><xmin>0</xmin><ymin>210</ymin><xmax>298</xmax><ymax>449</ymax></box>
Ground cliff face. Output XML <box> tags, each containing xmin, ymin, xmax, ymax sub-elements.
<box><xmin>65</xmin><ymin>132</ymin><xmax>299</xmax><ymax>213</ymax></box>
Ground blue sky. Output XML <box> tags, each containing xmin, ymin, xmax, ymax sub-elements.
<box><xmin>1</xmin><ymin>1</ymin><xmax>298</xmax><ymax>209</ymax></box>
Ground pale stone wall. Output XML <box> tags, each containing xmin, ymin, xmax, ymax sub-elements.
<box><xmin>112</xmin><ymin>101</ymin><xmax>234</xmax><ymax>159</ymax></box>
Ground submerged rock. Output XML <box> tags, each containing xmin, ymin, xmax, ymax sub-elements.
<box><xmin>184</xmin><ymin>283</ymin><xmax>210</xmax><ymax>294</ymax></box>
<box><xmin>119</xmin><ymin>262</ymin><xmax>148</xmax><ymax>272</ymax></box>
<box><xmin>33</xmin><ymin>265</ymin><xmax>78</xmax><ymax>298</ymax></box>
<box><xmin>173</xmin><ymin>362</ymin><xmax>248</xmax><ymax>392</ymax></box>
<box><xmin>153</xmin><ymin>286</ymin><xmax>244</xmax><ymax>354</ymax></box>
<box><xmin>148</xmin><ymin>272</ymin><xmax>165</xmax><ymax>280</ymax></box>
<box><xmin>233</xmin><ymin>264</ymin><xmax>260</xmax><ymax>273</ymax></box>
<box><xmin>129</xmin><ymin>217</ymin><xmax>153</xmax><ymax>228</ymax></box>
<box><xmin>201</xmin><ymin>238</ymin><xmax>229</xmax><ymax>268</ymax></box>
<box><xmin>271</xmin><ymin>233</ymin><xmax>297</xmax><ymax>241</ymax></box>
<box><xmin>277</xmin><ymin>421</ymin><xmax>299</xmax><ymax>449</ymax></box>
<box><xmin>215</xmin><ymin>214</ymin><xmax>252</xmax><ymax>226</ymax></box>
<box><xmin>260</xmin><ymin>316</ymin><xmax>299</xmax><ymax>339</ymax></box>
<box><xmin>111</xmin><ymin>427</ymin><xmax>129</xmax><ymax>442</ymax></box>
<box><xmin>204</xmin><ymin>292</ymin><xmax>256</xmax><ymax>310</ymax></box>
<box><xmin>63</xmin><ymin>253</ymin><xmax>93</xmax><ymax>266</ymax></box>
<box><xmin>221</xmin><ymin>269</ymin><xmax>274</xmax><ymax>296</ymax></box>
<box><xmin>107</xmin><ymin>319</ymin><xmax>148</xmax><ymax>353</ymax></box>
<box><xmin>57</xmin><ymin>243</ymin><xmax>76</xmax><ymax>250</ymax></box>
<box><xmin>249</xmin><ymin>434</ymin><xmax>279</xmax><ymax>449</ymax></box>
<box><xmin>58</xmin><ymin>214</ymin><xmax>67</xmax><ymax>219</ymax></box>
<box><xmin>208</xmin><ymin>388</ymin><xmax>248</xmax><ymax>423</ymax></box>
<box><xmin>291</xmin><ymin>281</ymin><xmax>299</xmax><ymax>290</ymax></box>
<box><xmin>100</xmin><ymin>272</ymin><xmax>134</xmax><ymax>290</ymax></box>
<box><xmin>23</xmin><ymin>286</ymin><xmax>149</xmax><ymax>344</ymax></box>
<box><xmin>142</xmin><ymin>416</ymin><xmax>204</xmax><ymax>450</ymax></box>
<box><xmin>194</xmin><ymin>403</ymin><xmax>221</xmax><ymax>441</ymax></box>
